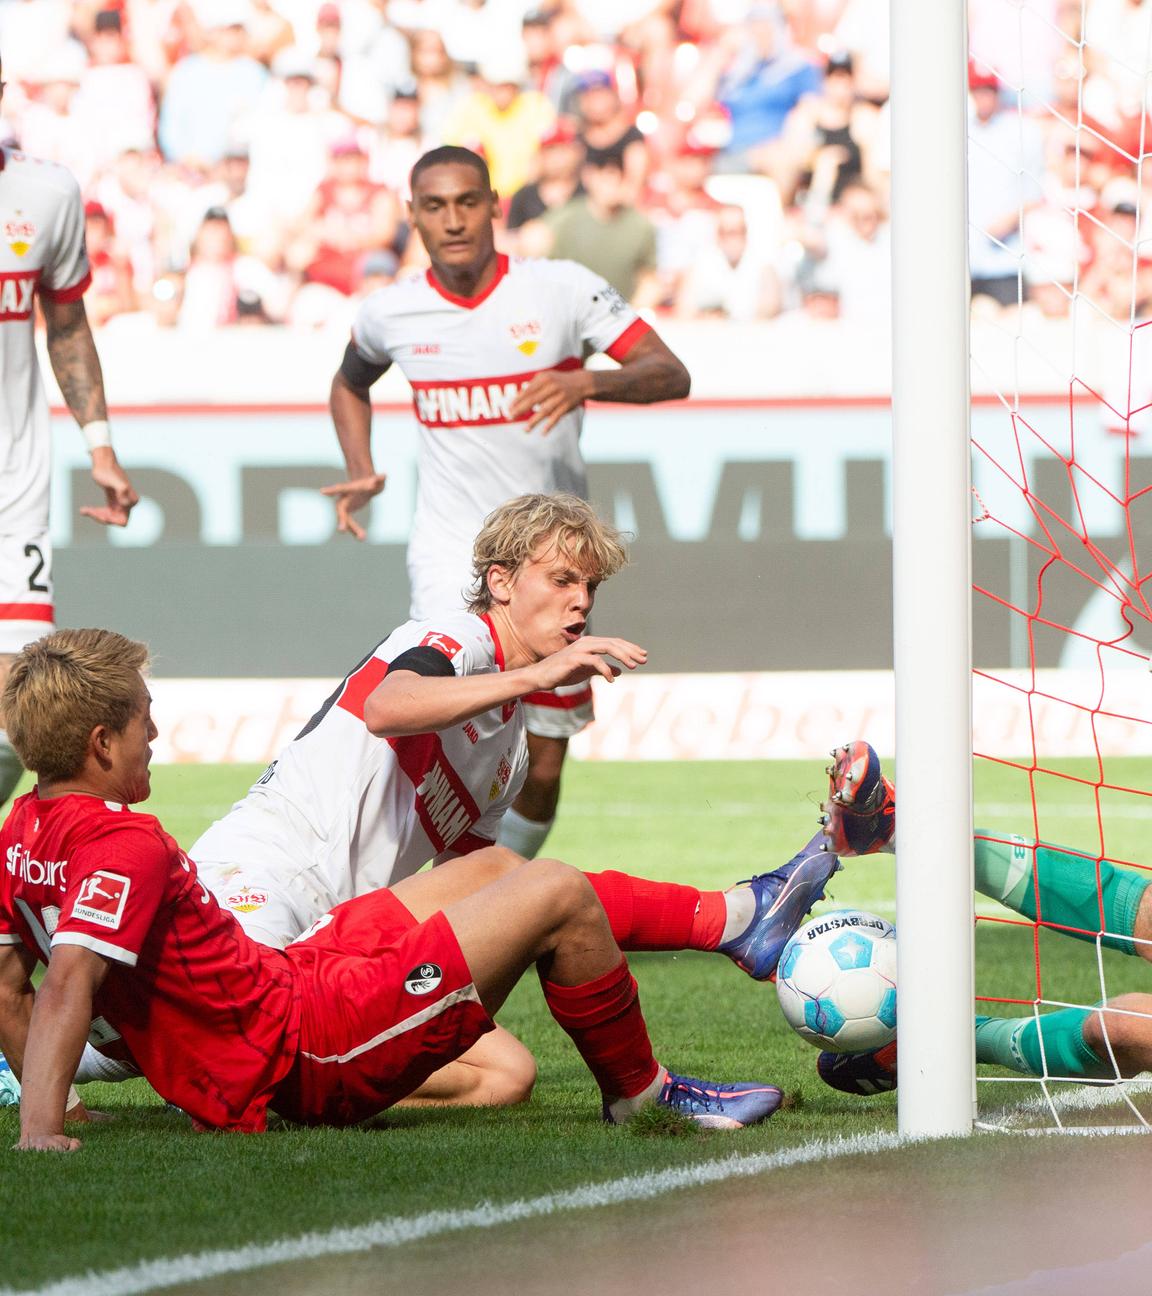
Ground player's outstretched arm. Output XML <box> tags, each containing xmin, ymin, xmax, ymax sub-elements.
<box><xmin>42</xmin><ymin>296</ymin><xmax>139</xmax><ymax>527</ymax></box>
<box><xmin>365</xmin><ymin>636</ymin><xmax>647</xmax><ymax>737</ymax></box>
<box><xmin>15</xmin><ymin>945</ymin><xmax>109</xmax><ymax>1152</ymax></box>
<box><xmin>323</xmin><ymin>346</ymin><xmax>391</xmax><ymax>541</ymax></box>
<box><xmin>509</xmin><ymin>332</ymin><xmax>690</xmax><ymax>436</ymax></box>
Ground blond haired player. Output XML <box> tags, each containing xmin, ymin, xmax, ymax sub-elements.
<box><xmin>0</xmin><ymin>54</ymin><xmax>138</xmax><ymax>807</ymax></box>
<box><xmin>323</xmin><ymin>145</ymin><xmax>690</xmax><ymax>862</ymax></box>
<box><xmin>0</xmin><ymin>631</ymin><xmax>787</xmax><ymax>1146</ymax></box>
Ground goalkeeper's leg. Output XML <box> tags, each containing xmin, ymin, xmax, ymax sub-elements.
<box><xmin>974</xmin><ymin>833</ymin><xmax>1152</xmax><ymax>959</ymax></box>
<box><xmin>975</xmin><ymin>994</ymin><xmax>1152</xmax><ymax>1080</ymax></box>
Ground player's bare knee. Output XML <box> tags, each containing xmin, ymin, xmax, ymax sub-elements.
<box><xmin>469</xmin><ymin>844</ymin><xmax>528</xmax><ymax>880</ymax></box>
<box><xmin>526</xmin><ymin>857</ymin><xmax>599</xmax><ymax>925</ymax></box>
<box><xmin>488</xmin><ymin>1042</ymin><xmax>537</xmax><ymax>1106</ymax></box>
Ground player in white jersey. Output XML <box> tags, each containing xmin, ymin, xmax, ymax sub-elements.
<box><xmin>0</xmin><ymin>58</ymin><xmax>139</xmax><ymax>805</ymax></box>
<box><xmin>182</xmin><ymin>493</ymin><xmax>643</xmax><ymax>1107</ymax></box>
<box><xmin>323</xmin><ymin>145</ymin><xmax>690</xmax><ymax>861</ymax></box>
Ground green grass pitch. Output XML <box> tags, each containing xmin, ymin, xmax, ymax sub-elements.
<box><xmin>2</xmin><ymin>757</ymin><xmax>1150</xmax><ymax>1292</ymax></box>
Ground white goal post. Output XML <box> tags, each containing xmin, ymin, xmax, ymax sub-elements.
<box><xmin>890</xmin><ymin>0</ymin><xmax>977</xmax><ymax>1135</ymax></box>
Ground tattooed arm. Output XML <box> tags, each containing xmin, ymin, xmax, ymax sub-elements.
<box><xmin>42</xmin><ymin>296</ymin><xmax>139</xmax><ymax>527</ymax></box>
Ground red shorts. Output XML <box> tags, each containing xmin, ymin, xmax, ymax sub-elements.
<box><xmin>272</xmin><ymin>889</ymin><xmax>493</xmax><ymax>1125</ymax></box>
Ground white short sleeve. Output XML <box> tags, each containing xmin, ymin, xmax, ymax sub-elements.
<box><xmin>40</xmin><ymin>171</ymin><xmax>90</xmax><ymax>299</ymax></box>
<box><xmin>350</xmin><ymin>291</ymin><xmax>395</xmax><ymax>367</ymax></box>
<box><xmin>556</xmin><ymin>259</ymin><xmax>648</xmax><ymax>358</ymax></box>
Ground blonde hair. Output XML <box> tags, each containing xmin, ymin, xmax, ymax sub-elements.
<box><xmin>3</xmin><ymin>629</ymin><xmax>150</xmax><ymax>783</ymax></box>
<box><xmin>467</xmin><ymin>493</ymin><xmax>628</xmax><ymax>613</ymax></box>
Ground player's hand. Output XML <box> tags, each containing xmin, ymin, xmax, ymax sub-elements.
<box><xmin>14</xmin><ymin>1133</ymin><xmax>82</xmax><ymax>1152</ymax></box>
<box><xmin>320</xmin><ymin>473</ymin><xmax>387</xmax><ymax>541</ymax></box>
<box><xmin>509</xmin><ymin>369</ymin><xmax>594</xmax><ymax>436</ymax></box>
<box><xmin>526</xmin><ymin>635</ymin><xmax>647</xmax><ymax>691</ymax></box>
<box><xmin>81</xmin><ymin>448</ymin><xmax>139</xmax><ymax>527</ymax></box>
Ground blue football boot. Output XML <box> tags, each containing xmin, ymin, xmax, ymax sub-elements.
<box><xmin>606</xmin><ymin>1072</ymin><xmax>784</xmax><ymax>1129</ymax></box>
<box><xmin>719</xmin><ymin>831</ymin><xmax>842</xmax><ymax>980</ymax></box>
<box><xmin>817</xmin><ymin>1041</ymin><xmax>898</xmax><ymax>1095</ymax></box>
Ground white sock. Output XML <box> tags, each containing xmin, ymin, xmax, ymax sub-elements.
<box><xmin>497</xmin><ymin>808</ymin><xmax>555</xmax><ymax>859</ymax></box>
<box><xmin>0</xmin><ymin>731</ymin><xmax>23</xmax><ymax>805</ymax></box>
<box><xmin>74</xmin><ymin>1043</ymin><xmax>137</xmax><ymax>1084</ymax></box>
<box><xmin>606</xmin><ymin>1066</ymin><xmax>667</xmax><ymax>1123</ymax></box>
<box><xmin>721</xmin><ymin>886</ymin><xmax>757</xmax><ymax>944</ymax></box>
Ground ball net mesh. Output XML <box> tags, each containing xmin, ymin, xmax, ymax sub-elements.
<box><xmin>968</xmin><ymin>0</ymin><xmax>1152</xmax><ymax>1130</ymax></box>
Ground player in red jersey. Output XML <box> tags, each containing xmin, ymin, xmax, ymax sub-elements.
<box><xmin>0</xmin><ymin>56</ymin><xmax>139</xmax><ymax>809</ymax></box>
<box><xmin>323</xmin><ymin>145</ymin><xmax>691</xmax><ymax>865</ymax></box>
<box><xmin>0</xmin><ymin>617</ymin><xmax>788</xmax><ymax>1147</ymax></box>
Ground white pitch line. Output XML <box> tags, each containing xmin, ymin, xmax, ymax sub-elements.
<box><xmin>2</xmin><ymin>1130</ymin><xmax>906</xmax><ymax>1296</ymax></box>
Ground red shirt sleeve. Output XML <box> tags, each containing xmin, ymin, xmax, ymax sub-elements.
<box><xmin>52</xmin><ymin>822</ymin><xmax>172</xmax><ymax>966</ymax></box>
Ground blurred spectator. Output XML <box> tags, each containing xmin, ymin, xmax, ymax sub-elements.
<box><xmin>649</xmin><ymin>139</ymin><xmax>723</xmax><ymax>305</ymax></box>
<box><xmin>158</xmin><ymin>4</ymin><xmax>268</xmax><ymax>166</ymax></box>
<box><xmin>521</xmin><ymin>9</ymin><xmax>577</xmax><ymax>110</ymax></box>
<box><xmin>775</xmin><ymin>51</ymin><xmax>879</xmax><ymax>213</ymax></box>
<box><xmin>12</xmin><ymin>51</ymin><xmax>89</xmax><ymax>182</ymax></box>
<box><xmin>540</xmin><ymin>154</ymin><xmax>659</xmax><ymax>304</ymax></box>
<box><xmin>409</xmin><ymin>29</ymin><xmax>471</xmax><ymax>145</ymax></box>
<box><xmin>572</xmin><ymin>69</ymin><xmax>649</xmax><ymax>204</ymax></box>
<box><xmin>0</xmin><ymin>0</ymin><xmax>75</xmax><ymax>86</ymax></box>
<box><xmin>442</xmin><ymin>53</ymin><xmax>556</xmax><ymax>196</ymax></box>
<box><xmin>674</xmin><ymin>203</ymin><xmax>780</xmax><ymax>320</ymax></box>
<box><xmin>367</xmin><ymin>85</ymin><xmax>424</xmax><ymax>195</ymax></box>
<box><xmin>180</xmin><ymin>206</ymin><xmax>285</xmax><ymax>327</ymax></box>
<box><xmin>1082</xmin><ymin>184</ymin><xmax>1144</xmax><ymax>322</ymax></box>
<box><xmin>507</xmin><ymin>124</ymin><xmax>585</xmax><ymax>233</ymax></box>
<box><xmin>795</xmin><ymin>178</ymin><xmax>890</xmax><ymax>323</ymax></box>
<box><xmin>829</xmin><ymin>0</ymin><xmax>889</xmax><ymax>104</ymax></box>
<box><xmin>691</xmin><ymin>4</ymin><xmax>823</xmax><ymax>174</ymax></box>
<box><xmin>968</xmin><ymin>62</ymin><xmax>1044</xmax><ymax>308</ymax></box>
<box><xmin>244</xmin><ymin>0</ymin><xmax>295</xmax><ymax>66</ymax></box>
<box><xmin>83</xmin><ymin>201</ymin><xmax>137</xmax><ymax>327</ymax></box>
<box><xmin>333</xmin><ymin>0</ymin><xmax>413</xmax><ymax>125</ymax></box>
<box><xmin>71</xmin><ymin>10</ymin><xmax>156</xmax><ymax>175</ymax></box>
<box><xmin>243</xmin><ymin>49</ymin><xmax>351</xmax><ymax>227</ymax></box>
<box><xmin>93</xmin><ymin>145</ymin><xmax>161</xmax><ymax>295</ymax></box>
<box><xmin>285</xmin><ymin>139</ymin><xmax>402</xmax><ymax>296</ymax></box>
<box><xmin>563</xmin><ymin>0</ymin><xmax>678</xmax><ymax>109</ymax></box>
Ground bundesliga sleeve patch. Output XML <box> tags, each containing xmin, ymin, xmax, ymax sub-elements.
<box><xmin>71</xmin><ymin>871</ymin><xmax>131</xmax><ymax>930</ymax></box>
<box><xmin>420</xmin><ymin>631</ymin><xmax>463</xmax><ymax>660</ymax></box>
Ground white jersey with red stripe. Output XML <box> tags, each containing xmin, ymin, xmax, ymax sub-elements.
<box><xmin>350</xmin><ymin>253</ymin><xmax>650</xmax><ymax>618</ymax></box>
<box><xmin>0</xmin><ymin>148</ymin><xmax>91</xmax><ymax>537</ymax></box>
<box><xmin>189</xmin><ymin>611</ymin><xmax>528</xmax><ymax>915</ymax></box>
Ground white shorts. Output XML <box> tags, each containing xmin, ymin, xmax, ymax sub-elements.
<box><xmin>0</xmin><ymin>531</ymin><xmax>54</xmax><ymax>655</ymax></box>
<box><xmin>196</xmin><ymin>861</ymin><xmax>339</xmax><ymax>949</ymax></box>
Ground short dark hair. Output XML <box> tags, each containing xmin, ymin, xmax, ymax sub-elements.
<box><xmin>410</xmin><ymin>146</ymin><xmax>492</xmax><ymax>193</ymax></box>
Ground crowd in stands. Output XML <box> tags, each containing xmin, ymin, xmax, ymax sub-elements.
<box><xmin>1</xmin><ymin>0</ymin><xmax>1150</xmax><ymax>332</ymax></box>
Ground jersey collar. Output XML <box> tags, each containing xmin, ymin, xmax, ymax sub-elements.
<box><xmin>479</xmin><ymin>612</ymin><xmax>506</xmax><ymax>670</ymax></box>
<box><xmin>425</xmin><ymin>253</ymin><xmax>508</xmax><ymax>310</ymax></box>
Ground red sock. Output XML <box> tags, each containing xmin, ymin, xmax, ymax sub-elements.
<box><xmin>542</xmin><ymin>957</ymin><xmax>660</xmax><ymax>1100</ymax></box>
<box><xmin>584</xmin><ymin>871</ymin><xmax>728</xmax><ymax>951</ymax></box>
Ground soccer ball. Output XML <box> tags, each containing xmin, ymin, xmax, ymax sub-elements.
<box><xmin>775</xmin><ymin>909</ymin><xmax>897</xmax><ymax>1053</ymax></box>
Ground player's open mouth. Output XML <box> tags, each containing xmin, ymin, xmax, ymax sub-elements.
<box><xmin>562</xmin><ymin>622</ymin><xmax>585</xmax><ymax>641</ymax></box>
